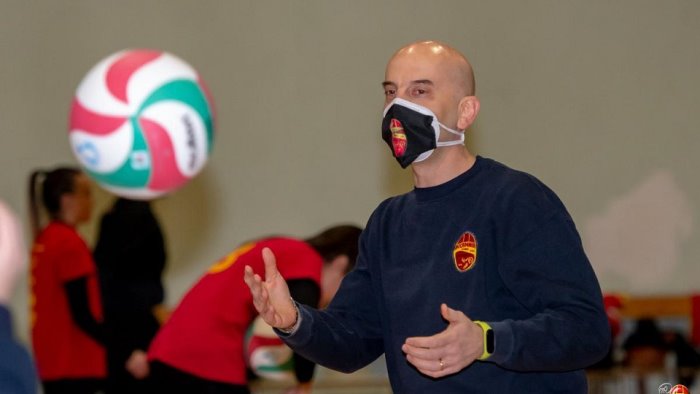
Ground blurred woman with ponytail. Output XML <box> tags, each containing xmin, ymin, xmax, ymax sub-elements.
<box><xmin>28</xmin><ymin>167</ymin><xmax>105</xmax><ymax>394</ymax></box>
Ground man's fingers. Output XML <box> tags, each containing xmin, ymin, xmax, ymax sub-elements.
<box><xmin>402</xmin><ymin>342</ymin><xmax>439</xmax><ymax>359</ymax></box>
<box><xmin>405</xmin><ymin>354</ymin><xmax>441</xmax><ymax>372</ymax></box>
<box><xmin>245</xmin><ymin>251</ymin><xmax>292</xmax><ymax>328</ymax></box>
<box><xmin>261</xmin><ymin>247</ymin><xmax>280</xmax><ymax>282</ymax></box>
<box><xmin>405</xmin><ymin>354</ymin><xmax>453</xmax><ymax>378</ymax></box>
<box><xmin>243</xmin><ymin>266</ymin><xmax>256</xmax><ymax>288</ymax></box>
<box><xmin>405</xmin><ymin>331</ymin><xmax>448</xmax><ymax>350</ymax></box>
<box><xmin>441</xmin><ymin>303</ymin><xmax>467</xmax><ymax>323</ymax></box>
<box><xmin>244</xmin><ymin>265</ymin><xmax>270</xmax><ymax>314</ymax></box>
<box><xmin>243</xmin><ymin>267</ymin><xmax>262</xmax><ymax>296</ymax></box>
<box><xmin>403</xmin><ymin>305</ymin><xmax>478</xmax><ymax>379</ymax></box>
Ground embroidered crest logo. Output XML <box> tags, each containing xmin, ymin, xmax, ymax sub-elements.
<box><xmin>453</xmin><ymin>232</ymin><xmax>477</xmax><ymax>272</ymax></box>
<box><xmin>389</xmin><ymin>118</ymin><xmax>407</xmax><ymax>157</ymax></box>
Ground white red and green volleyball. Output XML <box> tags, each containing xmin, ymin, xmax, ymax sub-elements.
<box><xmin>245</xmin><ymin>316</ymin><xmax>295</xmax><ymax>381</ymax></box>
<box><xmin>69</xmin><ymin>49</ymin><xmax>215</xmax><ymax>199</ymax></box>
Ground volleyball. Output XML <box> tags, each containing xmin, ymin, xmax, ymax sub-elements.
<box><xmin>245</xmin><ymin>316</ymin><xmax>295</xmax><ymax>381</ymax></box>
<box><xmin>68</xmin><ymin>49</ymin><xmax>215</xmax><ymax>199</ymax></box>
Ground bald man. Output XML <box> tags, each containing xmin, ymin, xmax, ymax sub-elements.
<box><xmin>245</xmin><ymin>41</ymin><xmax>610</xmax><ymax>393</ymax></box>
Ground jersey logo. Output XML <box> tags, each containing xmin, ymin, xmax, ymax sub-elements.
<box><xmin>453</xmin><ymin>232</ymin><xmax>477</xmax><ymax>272</ymax></box>
<box><xmin>208</xmin><ymin>243</ymin><xmax>255</xmax><ymax>274</ymax></box>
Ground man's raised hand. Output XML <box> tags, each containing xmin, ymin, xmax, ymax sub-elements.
<box><xmin>243</xmin><ymin>247</ymin><xmax>297</xmax><ymax>329</ymax></box>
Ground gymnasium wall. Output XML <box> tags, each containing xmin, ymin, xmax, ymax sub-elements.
<box><xmin>1</xmin><ymin>0</ymin><xmax>698</xmax><ymax>352</ymax></box>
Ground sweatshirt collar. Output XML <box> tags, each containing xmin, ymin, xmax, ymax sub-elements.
<box><xmin>413</xmin><ymin>156</ymin><xmax>484</xmax><ymax>203</ymax></box>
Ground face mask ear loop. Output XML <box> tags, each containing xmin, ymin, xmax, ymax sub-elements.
<box><xmin>439</xmin><ymin>122</ymin><xmax>464</xmax><ymax>137</ymax></box>
<box><xmin>435</xmin><ymin>122</ymin><xmax>465</xmax><ymax>147</ymax></box>
<box><xmin>436</xmin><ymin>139</ymin><xmax>464</xmax><ymax>147</ymax></box>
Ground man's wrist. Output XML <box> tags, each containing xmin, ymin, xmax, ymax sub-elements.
<box><xmin>278</xmin><ymin>298</ymin><xmax>301</xmax><ymax>335</ymax></box>
<box><xmin>473</xmin><ymin>320</ymin><xmax>494</xmax><ymax>360</ymax></box>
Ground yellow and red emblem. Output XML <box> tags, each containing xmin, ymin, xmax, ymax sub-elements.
<box><xmin>453</xmin><ymin>232</ymin><xmax>478</xmax><ymax>272</ymax></box>
<box><xmin>670</xmin><ymin>384</ymin><xmax>690</xmax><ymax>394</ymax></box>
<box><xmin>389</xmin><ymin>118</ymin><xmax>407</xmax><ymax>157</ymax></box>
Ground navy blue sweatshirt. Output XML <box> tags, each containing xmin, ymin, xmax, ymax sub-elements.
<box><xmin>281</xmin><ymin>157</ymin><xmax>610</xmax><ymax>393</ymax></box>
<box><xmin>0</xmin><ymin>305</ymin><xmax>38</xmax><ymax>394</ymax></box>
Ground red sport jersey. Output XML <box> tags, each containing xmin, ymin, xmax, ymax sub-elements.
<box><xmin>30</xmin><ymin>221</ymin><xmax>105</xmax><ymax>380</ymax></box>
<box><xmin>148</xmin><ymin>237</ymin><xmax>322</xmax><ymax>385</ymax></box>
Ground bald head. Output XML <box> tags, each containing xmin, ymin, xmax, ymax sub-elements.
<box><xmin>387</xmin><ymin>41</ymin><xmax>475</xmax><ymax>97</ymax></box>
<box><xmin>382</xmin><ymin>40</ymin><xmax>480</xmax><ymax>137</ymax></box>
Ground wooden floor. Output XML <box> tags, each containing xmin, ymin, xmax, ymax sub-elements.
<box><xmin>251</xmin><ymin>369</ymin><xmax>700</xmax><ymax>394</ymax></box>
<box><xmin>251</xmin><ymin>377</ymin><xmax>392</xmax><ymax>394</ymax></box>
<box><xmin>250</xmin><ymin>362</ymin><xmax>392</xmax><ymax>394</ymax></box>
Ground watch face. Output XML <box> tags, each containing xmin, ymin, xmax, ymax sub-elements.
<box><xmin>486</xmin><ymin>329</ymin><xmax>495</xmax><ymax>353</ymax></box>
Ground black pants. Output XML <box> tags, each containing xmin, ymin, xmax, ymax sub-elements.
<box><xmin>42</xmin><ymin>378</ymin><xmax>104</xmax><ymax>394</ymax></box>
<box><xmin>149</xmin><ymin>361</ymin><xmax>250</xmax><ymax>394</ymax></box>
<box><xmin>103</xmin><ymin>304</ymin><xmax>162</xmax><ymax>394</ymax></box>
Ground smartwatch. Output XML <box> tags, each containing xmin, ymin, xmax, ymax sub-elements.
<box><xmin>473</xmin><ymin>321</ymin><xmax>494</xmax><ymax>360</ymax></box>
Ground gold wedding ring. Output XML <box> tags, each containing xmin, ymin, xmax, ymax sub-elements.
<box><xmin>439</xmin><ymin>358</ymin><xmax>444</xmax><ymax>370</ymax></box>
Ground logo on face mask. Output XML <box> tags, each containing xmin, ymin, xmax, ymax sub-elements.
<box><xmin>453</xmin><ymin>232</ymin><xmax>477</xmax><ymax>272</ymax></box>
<box><xmin>389</xmin><ymin>118</ymin><xmax>407</xmax><ymax>157</ymax></box>
<box><xmin>381</xmin><ymin>98</ymin><xmax>465</xmax><ymax>169</ymax></box>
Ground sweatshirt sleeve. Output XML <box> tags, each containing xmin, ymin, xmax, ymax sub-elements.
<box><xmin>487</xmin><ymin>211</ymin><xmax>611</xmax><ymax>371</ymax></box>
<box><xmin>0</xmin><ymin>305</ymin><xmax>39</xmax><ymax>394</ymax></box>
<box><xmin>277</xmin><ymin>231</ymin><xmax>385</xmax><ymax>373</ymax></box>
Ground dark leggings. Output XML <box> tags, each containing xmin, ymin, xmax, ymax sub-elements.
<box><xmin>149</xmin><ymin>361</ymin><xmax>250</xmax><ymax>394</ymax></box>
<box><xmin>42</xmin><ymin>378</ymin><xmax>104</xmax><ymax>394</ymax></box>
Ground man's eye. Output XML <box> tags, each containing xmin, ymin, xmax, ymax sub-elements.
<box><xmin>384</xmin><ymin>90</ymin><xmax>396</xmax><ymax>97</ymax></box>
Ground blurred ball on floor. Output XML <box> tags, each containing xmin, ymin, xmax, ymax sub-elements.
<box><xmin>245</xmin><ymin>316</ymin><xmax>295</xmax><ymax>381</ymax></box>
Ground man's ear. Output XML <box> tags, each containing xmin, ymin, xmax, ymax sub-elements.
<box><xmin>457</xmin><ymin>96</ymin><xmax>480</xmax><ymax>131</ymax></box>
<box><xmin>329</xmin><ymin>255</ymin><xmax>349</xmax><ymax>274</ymax></box>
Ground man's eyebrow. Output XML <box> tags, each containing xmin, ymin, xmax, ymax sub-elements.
<box><xmin>382</xmin><ymin>80</ymin><xmax>434</xmax><ymax>88</ymax></box>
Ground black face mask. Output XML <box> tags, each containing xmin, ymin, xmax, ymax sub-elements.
<box><xmin>381</xmin><ymin>98</ymin><xmax>464</xmax><ymax>169</ymax></box>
